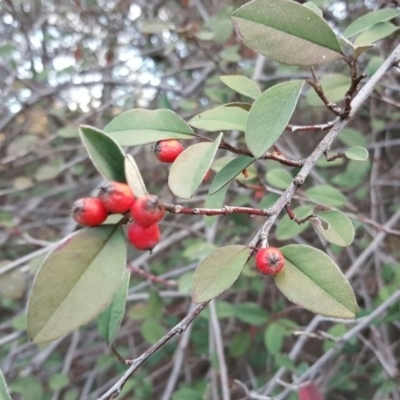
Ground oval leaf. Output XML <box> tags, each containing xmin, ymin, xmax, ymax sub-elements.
<box><xmin>265</xmin><ymin>168</ymin><xmax>292</xmax><ymax>189</ymax></box>
<box><xmin>192</xmin><ymin>245</ymin><xmax>251</xmax><ymax>303</ymax></box>
<box><xmin>209</xmin><ymin>155</ymin><xmax>255</xmax><ymax>194</ymax></box>
<box><xmin>189</xmin><ymin>107</ymin><xmax>248</xmax><ymax>132</ymax></box>
<box><xmin>276</xmin><ymin>244</ymin><xmax>358</xmax><ymax>318</ymax></box>
<box><xmin>305</xmin><ymin>184</ymin><xmax>348</xmax><ymax>208</ymax></box>
<box><xmin>124</xmin><ymin>155</ymin><xmax>148</xmax><ymax>198</ymax></box>
<box><xmin>246</xmin><ymin>81</ymin><xmax>304</xmax><ymax>158</ymax></box>
<box><xmin>276</xmin><ymin>205</ymin><xmax>313</xmax><ymax>241</ymax></box>
<box><xmin>0</xmin><ymin>370</ymin><xmax>11</xmax><ymax>400</ymax></box>
<box><xmin>27</xmin><ymin>226</ymin><xmax>127</xmax><ymax>342</ymax></box>
<box><xmin>354</xmin><ymin>22</ymin><xmax>399</xmax><ymax>46</ymax></box>
<box><xmin>220</xmin><ymin>75</ymin><xmax>261</xmax><ymax>99</ymax></box>
<box><xmin>104</xmin><ymin>109</ymin><xmax>195</xmax><ymax>146</ymax></box>
<box><xmin>306</xmin><ymin>74</ymin><xmax>351</xmax><ymax>106</ymax></box>
<box><xmin>313</xmin><ymin>210</ymin><xmax>355</xmax><ymax>246</ymax></box>
<box><xmin>80</xmin><ymin>126</ymin><xmax>126</xmax><ymax>182</ymax></box>
<box><xmin>232</xmin><ymin>0</ymin><xmax>343</xmax><ymax>66</ymax></box>
<box><xmin>344</xmin><ymin>146</ymin><xmax>369</xmax><ymax>161</ymax></box>
<box><xmin>168</xmin><ymin>133</ymin><xmax>223</xmax><ymax>199</ymax></box>
<box><xmin>97</xmin><ymin>269</ymin><xmax>130</xmax><ymax>344</ymax></box>
<box><xmin>343</xmin><ymin>9</ymin><xmax>400</xmax><ymax>38</ymax></box>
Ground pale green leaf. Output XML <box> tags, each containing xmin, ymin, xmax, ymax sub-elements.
<box><xmin>313</xmin><ymin>210</ymin><xmax>355</xmax><ymax>246</ymax></box>
<box><xmin>354</xmin><ymin>22</ymin><xmax>399</xmax><ymax>46</ymax></box>
<box><xmin>168</xmin><ymin>133</ymin><xmax>222</xmax><ymax>199</ymax></box>
<box><xmin>27</xmin><ymin>226</ymin><xmax>127</xmax><ymax>342</ymax></box>
<box><xmin>338</xmin><ymin>128</ymin><xmax>366</xmax><ymax>147</ymax></box>
<box><xmin>234</xmin><ymin>302</ymin><xmax>269</xmax><ymax>325</ymax></box>
<box><xmin>124</xmin><ymin>155</ymin><xmax>148</xmax><ymax>198</ymax></box>
<box><xmin>306</xmin><ymin>74</ymin><xmax>350</xmax><ymax>106</ymax></box>
<box><xmin>189</xmin><ymin>106</ymin><xmax>248</xmax><ymax>132</ymax></box>
<box><xmin>305</xmin><ymin>185</ymin><xmax>347</xmax><ymax>208</ymax></box>
<box><xmin>303</xmin><ymin>2</ymin><xmax>323</xmax><ymax>17</ymax></box>
<box><xmin>232</xmin><ymin>0</ymin><xmax>343</xmax><ymax>66</ymax></box>
<box><xmin>192</xmin><ymin>245</ymin><xmax>251</xmax><ymax>303</ymax></box>
<box><xmin>276</xmin><ymin>205</ymin><xmax>313</xmax><ymax>241</ymax></box>
<box><xmin>276</xmin><ymin>244</ymin><xmax>358</xmax><ymax>318</ymax></box>
<box><xmin>220</xmin><ymin>75</ymin><xmax>261</xmax><ymax>99</ymax></box>
<box><xmin>104</xmin><ymin>109</ymin><xmax>195</xmax><ymax>146</ymax></box>
<box><xmin>345</xmin><ymin>146</ymin><xmax>369</xmax><ymax>161</ymax></box>
<box><xmin>246</xmin><ymin>80</ymin><xmax>304</xmax><ymax>158</ymax></box>
<box><xmin>266</xmin><ymin>168</ymin><xmax>292</xmax><ymax>189</ymax></box>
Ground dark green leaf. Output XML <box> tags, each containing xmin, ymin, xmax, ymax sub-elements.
<box><xmin>276</xmin><ymin>244</ymin><xmax>358</xmax><ymax>318</ymax></box>
<box><xmin>27</xmin><ymin>226</ymin><xmax>127</xmax><ymax>342</ymax></box>
<box><xmin>192</xmin><ymin>245</ymin><xmax>251</xmax><ymax>303</ymax></box>
<box><xmin>276</xmin><ymin>205</ymin><xmax>313</xmax><ymax>241</ymax></box>
<box><xmin>169</xmin><ymin>133</ymin><xmax>222</xmax><ymax>199</ymax></box>
<box><xmin>264</xmin><ymin>322</ymin><xmax>286</xmax><ymax>355</ymax></box>
<box><xmin>234</xmin><ymin>302</ymin><xmax>269</xmax><ymax>326</ymax></box>
<box><xmin>80</xmin><ymin>126</ymin><xmax>126</xmax><ymax>182</ymax></box>
<box><xmin>220</xmin><ymin>75</ymin><xmax>261</xmax><ymax>99</ymax></box>
<box><xmin>209</xmin><ymin>155</ymin><xmax>255</xmax><ymax>194</ymax></box>
<box><xmin>229</xmin><ymin>332</ymin><xmax>252</xmax><ymax>357</ymax></box>
<box><xmin>104</xmin><ymin>109</ymin><xmax>195</xmax><ymax>146</ymax></box>
<box><xmin>246</xmin><ymin>81</ymin><xmax>304</xmax><ymax>158</ymax></box>
<box><xmin>97</xmin><ymin>269</ymin><xmax>130</xmax><ymax>344</ymax></box>
<box><xmin>232</xmin><ymin>0</ymin><xmax>343</xmax><ymax>66</ymax></box>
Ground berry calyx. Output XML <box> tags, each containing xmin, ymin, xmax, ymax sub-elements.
<box><xmin>98</xmin><ymin>181</ymin><xmax>135</xmax><ymax>214</ymax></box>
<box><xmin>130</xmin><ymin>195</ymin><xmax>165</xmax><ymax>227</ymax></box>
<box><xmin>154</xmin><ymin>139</ymin><xmax>184</xmax><ymax>163</ymax></box>
<box><xmin>127</xmin><ymin>222</ymin><xmax>160</xmax><ymax>251</ymax></box>
<box><xmin>71</xmin><ymin>198</ymin><xmax>108</xmax><ymax>227</ymax></box>
<box><xmin>255</xmin><ymin>247</ymin><xmax>285</xmax><ymax>276</ymax></box>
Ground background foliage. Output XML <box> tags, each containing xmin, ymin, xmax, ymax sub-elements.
<box><xmin>1</xmin><ymin>0</ymin><xmax>400</xmax><ymax>399</ymax></box>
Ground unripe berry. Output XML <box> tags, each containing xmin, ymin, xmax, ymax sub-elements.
<box><xmin>127</xmin><ymin>222</ymin><xmax>160</xmax><ymax>251</ymax></box>
<box><xmin>71</xmin><ymin>198</ymin><xmax>108</xmax><ymax>227</ymax></box>
<box><xmin>255</xmin><ymin>247</ymin><xmax>285</xmax><ymax>276</ymax></box>
<box><xmin>130</xmin><ymin>195</ymin><xmax>165</xmax><ymax>227</ymax></box>
<box><xmin>98</xmin><ymin>181</ymin><xmax>135</xmax><ymax>214</ymax></box>
<box><xmin>154</xmin><ymin>139</ymin><xmax>184</xmax><ymax>163</ymax></box>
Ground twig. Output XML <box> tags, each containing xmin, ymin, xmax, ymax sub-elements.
<box><xmin>127</xmin><ymin>265</ymin><xmax>177</xmax><ymax>288</ymax></box>
<box><xmin>164</xmin><ymin>204</ymin><xmax>271</xmax><ymax>217</ymax></box>
<box><xmin>98</xmin><ymin>301</ymin><xmax>210</xmax><ymax>399</ymax></box>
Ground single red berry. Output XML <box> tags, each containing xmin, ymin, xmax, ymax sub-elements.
<box><xmin>127</xmin><ymin>222</ymin><xmax>160</xmax><ymax>251</ymax></box>
<box><xmin>98</xmin><ymin>181</ymin><xmax>135</xmax><ymax>214</ymax></box>
<box><xmin>71</xmin><ymin>198</ymin><xmax>108</xmax><ymax>227</ymax></box>
<box><xmin>130</xmin><ymin>195</ymin><xmax>165</xmax><ymax>227</ymax></box>
<box><xmin>154</xmin><ymin>139</ymin><xmax>184</xmax><ymax>163</ymax></box>
<box><xmin>255</xmin><ymin>247</ymin><xmax>285</xmax><ymax>276</ymax></box>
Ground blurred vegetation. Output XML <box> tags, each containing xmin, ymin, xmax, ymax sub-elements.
<box><xmin>0</xmin><ymin>0</ymin><xmax>400</xmax><ymax>399</ymax></box>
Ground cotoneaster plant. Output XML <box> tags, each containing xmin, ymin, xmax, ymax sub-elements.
<box><xmin>154</xmin><ymin>139</ymin><xmax>184</xmax><ymax>163</ymax></box>
<box><xmin>71</xmin><ymin>197</ymin><xmax>108</xmax><ymax>227</ymax></box>
<box><xmin>130</xmin><ymin>195</ymin><xmax>165</xmax><ymax>227</ymax></box>
<box><xmin>255</xmin><ymin>247</ymin><xmax>285</xmax><ymax>276</ymax></box>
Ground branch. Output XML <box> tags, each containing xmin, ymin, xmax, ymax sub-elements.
<box><xmin>164</xmin><ymin>204</ymin><xmax>272</xmax><ymax>217</ymax></box>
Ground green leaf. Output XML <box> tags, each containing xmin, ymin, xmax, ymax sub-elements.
<box><xmin>338</xmin><ymin>128</ymin><xmax>366</xmax><ymax>147</ymax></box>
<box><xmin>168</xmin><ymin>133</ymin><xmax>223</xmax><ymax>199</ymax></box>
<box><xmin>0</xmin><ymin>369</ymin><xmax>12</xmax><ymax>400</ymax></box>
<box><xmin>232</xmin><ymin>0</ymin><xmax>343</xmax><ymax>66</ymax></box>
<box><xmin>189</xmin><ymin>107</ymin><xmax>248</xmax><ymax>132</ymax></box>
<box><xmin>209</xmin><ymin>155</ymin><xmax>255</xmax><ymax>194</ymax></box>
<box><xmin>80</xmin><ymin>126</ymin><xmax>126</xmax><ymax>183</ymax></box>
<box><xmin>276</xmin><ymin>205</ymin><xmax>313</xmax><ymax>241</ymax></box>
<box><xmin>124</xmin><ymin>155</ymin><xmax>148</xmax><ymax>198</ymax></box>
<box><xmin>276</xmin><ymin>244</ymin><xmax>358</xmax><ymax>318</ymax></box>
<box><xmin>49</xmin><ymin>373</ymin><xmax>70</xmax><ymax>391</ymax></box>
<box><xmin>220</xmin><ymin>46</ymin><xmax>241</xmax><ymax>62</ymax></box>
<box><xmin>305</xmin><ymin>184</ymin><xmax>348</xmax><ymax>208</ymax></box>
<box><xmin>313</xmin><ymin>211</ymin><xmax>355</xmax><ymax>246</ymax></box>
<box><xmin>306</xmin><ymin>74</ymin><xmax>351</xmax><ymax>106</ymax></box>
<box><xmin>220</xmin><ymin>75</ymin><xmax>261</xmax><ymax>99</ymax></box>
<box><xmin>211</xmin><ymin>18</ymin><xmax>234</xmax><ymax>44</ymax></box>
<box><xmin>343</xmin><ymin>9</ymin><xmax>400</xmax><ymax>38</ymax></box>
<box><xmin>203</xmin><ymin>184</ymin><xmax>229</xmax><ymax>227</ymax></box>
<box><xmin>246</xmin><ymin>80</ymin><xmax>304</xmax><ymax>158</ymax></box>
<box><xmin>192</xmin><ymin>245</ymin><xmax>251</xmax><ymax>303</ymax></box>
<box><xmin>303</xmin><ymin>2</ymin><xmax>323</xmax><ymax>17</ymax></box>
<box><xmin>266</xmin><ymin>168</ymin><xmax>293</xmax><ymax>189</ymax></box>
<box><xmin>200</xmin><ymin>301</ymin><xmax>235</xmax><ymax>320</ymax></box>
<box><xmin>27</xmin><ymin>226</ymin><xmax>127</xmax><ymax>342</ymax></box>
<box><xmin>354</xmin><ymin>22</ymin><xmax>399</xmax><ymax>46</ymax></box>
<box><xmin>57</xmin><ymin>126</ymin><xmax>79</xmax><ymax>138</ymax></box>
<box><xmin>10</xmin><ymin>377</ymin><xmax>43</xmax><ymax>400</ymax></box>
<box><xmin>345</xmin><ymin>146</ymin><xmax>369</xmax><ymax>161</ymax></box>
<box><xmin>264</xmin><ymin>322</ymin><xmax>286</xmax><ymax>355</ymax></box>
<box><xmin>97</xmin><ymin>269</ymin><xmax>130</xmax><ymax>344</ymax></box>
<box><xmin>234</xmin><ymin>302</ymin><xmax>269</xmax><ymax>326</ymax></box>
<box><xmin>141</xmin><ymin>319</ymin><xmax>166</xmax><ymax>344</ymax></box>
<box><xmin>229</xmin><ymin>332</ymin><xmax>251</xmax><ymax>357</ymax></box>
<box><xmin>104</xmin><ymin>109</ymin><xmax>195</xmax><ymax>146</ymax></box>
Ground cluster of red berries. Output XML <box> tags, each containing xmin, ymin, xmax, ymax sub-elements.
<box><xmin>71</xmin><ymin>182</ymin><xmax>165</xmax><ymax>251</ymax></box>
<box><xmin>255</xmin><ymin>247</ymin><xmax>285</xmax><ymax>275</ymax></box>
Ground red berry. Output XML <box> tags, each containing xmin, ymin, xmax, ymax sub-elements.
<box><xmin>127</xmin><ymin>222</ymin><xmax>160</xmax><ymax>251</ymax></box>
<box><xmin>255</xmin><ymin>247</ymin><xmax>285</xmax><ymax>276</ymax></box>
<box><xmin>130</xmin><ymin>195</ymin><xmax>165</xmax><ymax>227</ymax></box>
<box><xmin>154</xmin><ymin>139</ymin><xmax>184</xmax><ymax>163</ymax></box>
<box><xmin>71</xmin><ymin>198</ymin><xmax>108</xmax><ymax>227</ymax></box>
<box><xmin>98</xmin><ymin>181</ymin><xmax>135</xmax><ymax>214</ymax></box>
